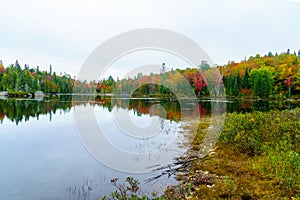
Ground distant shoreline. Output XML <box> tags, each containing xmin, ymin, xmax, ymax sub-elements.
<box><xmin>1</xmin><ymin>91</ymin><xmax>300</xmax><ymax>102</ymax></box>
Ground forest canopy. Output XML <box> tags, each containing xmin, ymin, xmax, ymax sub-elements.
<box><xmin>1</xmin><ymin>49</ymin><xmax>299</xmax><ymax>98</ymax></box>
<box><xmin>0</xmin><ymin>61</ymin><xmax>73</xmax><ymax>94</ymax></box>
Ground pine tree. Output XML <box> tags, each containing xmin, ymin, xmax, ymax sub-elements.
<box><xmin>15</xmin><ymin>60</ymin><xmax>21</xmax><ymax>72</ymax></box>
<box><xmin>242</xmin><ymin>68</ymin><xmax>250</xmax><ymax>89</ymax></box>
<box><xmin>237</xmin><ymin>71</ymin><xmax>241</xmax><ymax>87</ymax></box>
<box><xmin>199</xmin><ymin>60</ymin><xmax>210</xmax><ymax>71</ymax></box>
<box><xmin>15</xmin><ymin>73</ymin><xmax>25</xmax><ymax>91</ymax></box>
<box><xmin>233</xmin><ymin>77</ymin><xmax>239</xmax><ymax>96</ymax></box>
<box><xmin>49</xmin><ymin>65</ymin><xmax>52</xmax><ymax>75</ymax></box>
<box><xmin>268</xmin><ymin>52</ymin><xmax>273</xmax><ymax>57</ymax></box>
<box><xmin>250</xmin><ymin>68</ymin><xmax>273</xmax><ymax>98</ymax></box>
<box><xmin>24</xmin><ymin>71</ymin><xmax>33</xmax><ymax>92</ymax></box>
<box><xmin>0</xmin><ymin>71</ymin><xmax>3</xmax><ymax>90</ymax></box>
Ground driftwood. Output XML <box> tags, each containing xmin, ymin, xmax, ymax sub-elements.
<box><xmin>145</xmin><ymin>119</ymin><xmax>221</xmax><ymax>183</ymax></box>
<box><xmin>144</xmin><ymin>154</ymin><xmax>199</xmax><ymax>183</ymax></box>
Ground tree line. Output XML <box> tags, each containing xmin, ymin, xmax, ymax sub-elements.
<box><xmin>94</xmin><ymin>50</ymin><xmax>300</xmax><ymax>98</ymax></box>
<box><xmin>221</xmin><ymin>50</ymin><xmax>300</xmax><ymax>98</ymax></box>
<box><xmin>1</xmin><ymin>49</ymin><xmax>300</xmax><ymax>98</ymax></box>
<box><xmin>0</xmin><ymin>60</ymin><xmax>73</xmax><ymax>94</ymax></box>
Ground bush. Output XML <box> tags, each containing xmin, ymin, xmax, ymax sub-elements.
<box><xmin>220</xmin><ymin>108</ymin><xmax>300</xmax><ymax>197</ymax></box>
<box><xmin>220</xmin><ymin>108</ymin><xmax>300</xmax><ymax>156</ymax></box>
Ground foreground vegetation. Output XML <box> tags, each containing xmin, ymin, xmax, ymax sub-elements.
<box><xmin>102</xmin><ymin>108</ymin><xmax>300</xmax><ymax>199</ymax></box>
<box><xmin>183</xmin><ymin>108</ymin><xmax>300</xmax><ymax>199</ymax></box>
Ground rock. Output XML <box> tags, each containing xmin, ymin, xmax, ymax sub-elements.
<box><xmin>0</xmin><ymin>91</ymin><xmax>8</xmax><ymax>96</ymax></box>
<box><xmin>34</xmin><ymin>91</ymin><xmax>45</xmax><ymax>97</ymax></box>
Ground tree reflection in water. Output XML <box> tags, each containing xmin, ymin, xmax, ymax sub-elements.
<box><xmin>0</xmin><ymin>95</ymin><xmax>185</xmax><ymax>125</ymax></box>
<box><xmin>1</xmin><ymin>95</ymin><xmax>298</xmax><ymax>125</ymax></box>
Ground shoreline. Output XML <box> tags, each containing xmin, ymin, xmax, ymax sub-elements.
<box><xmin>1</xmin><ymin>91</ymin><xmax>300</xmax><ymax>101</ymax></box>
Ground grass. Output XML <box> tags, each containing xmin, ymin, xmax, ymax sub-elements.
<box><xmin>184</xmin><ymin>108</ymin><xmax>300</xmax><ymax>199</ymax></box>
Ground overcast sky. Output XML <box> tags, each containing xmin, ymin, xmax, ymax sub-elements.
<box><xmin>0</xmin><ymin>0</ymin><xmax>299</xmax><ymax>79</ymax></box>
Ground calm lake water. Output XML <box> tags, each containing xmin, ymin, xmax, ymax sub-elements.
<box><xmin>0</xmin><ymin>95</ymin><xmax>299</xmax><ymax>200</ymax></box>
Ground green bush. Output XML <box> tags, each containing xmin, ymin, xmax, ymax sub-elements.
<box><xmin>220</xmin><ymin>108</ymin><xmax>300</xmax><ymax>156</ymax></box>
<box><xmin>220</xmin><ymin>108</ymin><xmax>300</xmax><ymax>196</ymax></box>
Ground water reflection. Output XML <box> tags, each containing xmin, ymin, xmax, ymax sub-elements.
<box><xmin>1</xmin><ymin>95</ymin><xmax>300</xmax><ymax>200</ymax></box>
<box><xmin>0</xmin><ymin>95</ymin><xmax>187</xmax><ymax>200</ymax></box>
<box><xmin>0</xmin><ymin>96</ymin><xmax>72</xmax><ymax>125</ymax></box>
<box><xmin>226</xmin><ymin>99</ymin><xmax>300</xmax><ymax>113</ymax></box>
<box><xmin>1</xmin><ymin>95</ymin><xmax>299</xmax><ymax>126</ymax></box>
<box><xmin>0</xmin><ymin>95</ymin><xmax>186</xmax><ymax>125</ymax></box>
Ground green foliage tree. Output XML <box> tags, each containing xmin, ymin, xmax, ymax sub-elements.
<box><xmin>199</xmin><ymin>60</ymin><xmax>210</xmax><ymax>71</ymax></box>
<box><xmin>232</xmin><ymin>77</ymin><xmax>239</xmax><ymax>96</ymax></box>
<box><xmin>242</xmin><ymin>68</ymin><xmax>250</xmax><ymax>89</ymax></box>
<box><xmin>15</xmin><ymin>72</ymin><xmax>25</xmax><ymax>91</ymax></box>
<box><xmin>250</xmin><ymin>68</ymin><xmax>273</xmax><ymax>98</ymax></box>
<box><xmin>267</xmin><ymin>51</ymin><xmax>273</xmax><ymax>57</ymax></box>
<box><xmin>0</xmin><ymin>71</ymin><xmax>3</xmax><ymax>90</ymax></box>
<box><xmin>237</xmin><ymin>71</ymin><xmax>241</xmax><ymax>86</ymax></box>
<box><xmin>1</xmin><ymin>51</ymin><xmax>299</xmax><ymax>98</ymax></box>
<box><xmin>0</xmin><ymin>61</ymin><xmax>73</xmax><ymax>94</ymax></box>
<box><xmin>14</xmin><ymin>60</ymin><xmax>21</xmax><ymax>72</ymax></box>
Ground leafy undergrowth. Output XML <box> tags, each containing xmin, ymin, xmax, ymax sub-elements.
<box><xmin>180</xmin><ymin>108</ymin><xmax>300</xmax><ymax>199</ymax></box>
<box><xmin>101</xmin><ymin>108</ymin><xmax>300</xmax><ymax>199</ymax></box>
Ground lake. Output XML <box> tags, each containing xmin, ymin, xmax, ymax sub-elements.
<box><xmin>0</xmin><ymin>95</ymin><xmax>299</xmax><ymax>200</ymax></box>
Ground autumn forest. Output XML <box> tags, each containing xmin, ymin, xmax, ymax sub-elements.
<box><xmin>0</xmin><ymin>49</ymin><xmax>300</xmax><ymax>99</ymax></box>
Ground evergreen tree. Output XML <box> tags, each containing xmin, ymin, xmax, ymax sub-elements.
<box><xmin>267</xmin><ymin>52</ymin><xmax>273</xmax><ymax>57</ymax></box>
<box><xmin>23</xmin><ymin>71</ymin><xmax>33</xmax><ymax>92</ymax></box>
<box><xmin>0</xmin><ymin>71</ymin><xmax>3</xmax><ymax>90</ymax></box>
<box><xmin>15</xmin><ymin>73</ymin><xmax>25</xmax><ymax>91</ymax></box>
<box><xmin>199</xmin><ymin>60</ymin><xmax>210</xmax><ymax>71</ymax></box>
<box><xmin>3</xmin><ymin>70</ymin><xmax>18</xmax><ymax>91</ymax></box>
<box><xmin>15</xmin><ymin>60</ymin><xmax>21</xmax><ymax>72</ymax></box>
<box><xmin>32</xmin><ymin>78</ymin><xmax>40</xmax><ymax>91</ymax></box>
<box><xmin>250</xmin><ymin>68</ymin><xmax>273</xmax><ymax>98</ymax></box>
<box><xmin>233</xmin><ymin>77</ymin><xmax>239</xmax><ymax>96</ymax></box>
<box><xmin>224</xmin><ymin>73</ymin><xmax>234</xmax><ymax>96</ymax></box>
<box><xmin>49</xmin><ymin>65</ymin><xmax>52</xmax><ymax>75</ymax></box>
<box><xmin>242</xmin><ymin>68</ymin><xmax>250</xmax><ymax>89</ymax></box>
<box><xmin>237</xmin><ymin>71</ymin><xmax>241</xmax><ymax>87</ymax></box>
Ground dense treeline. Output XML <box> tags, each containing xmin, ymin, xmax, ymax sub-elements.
<box><xmin>0</xmin><ymin>60</ymin><xmax>73</xmax><ymax>94</ymax></box>
<box><xmin>221</xmin><ymin>49</ymin><xmax>300</xmax><ymax>98</ymax></box>
<box><xmin>94</xmin><ymin>50</ymin><xmax>300</xmax><ymax>98</ymax></box>
<box><xmin>95</xmin><ymin>69</ymin><xmax>208</xmax><ymax>97</ymax></box>
<box><xmin>1</xmin><ymin>50</ymin><xmax>300</xmax><ymax>98</ymax></box>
